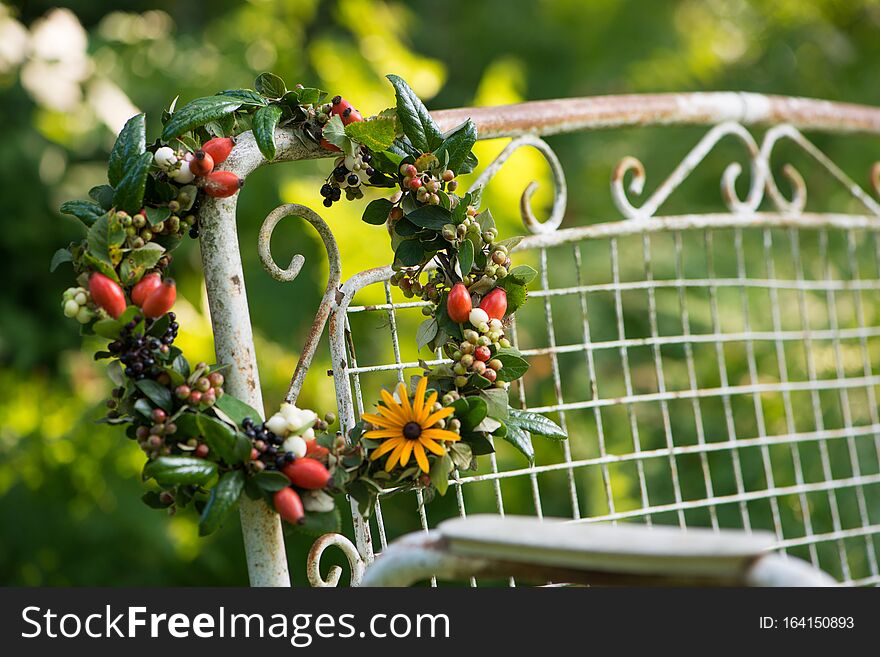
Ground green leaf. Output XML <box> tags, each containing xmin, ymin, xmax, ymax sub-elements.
<box><xmin>465</xmin><ymin>433</ymin><xmax>495</xmax><ymax>456</ymax></box>
<box><xmin>291</xmin><ymin>508</ymin><xmax>342</xmax><ymax>538</ymax></box>
<box><xmin>288</xmin><ymin>86</ymin><xmax>327</xmax><ymax>105</ymax></box>
<box><xmin>392</xmin><ymin>218</ymin><xmax>419</xmax><ymax>237</ymax></box>
<box><xmin>406</xmin><ymin>205</ymin><xmax>452</xmax><ymax>230</ymax></box>
<box><xmin>479</xmin><ymin>387</ymin><xmax>509</xmax><ymax>420</ymax></box>
<box><xmin>321</xmin><ymin>114</ymin><xmax>356</xmax><ymax>156</ymax></box>
<box><xmin>92</xmin><ymin>318</ymin><xmax>122</xmax><ymax>339</ymax></box>
<box><xmin>253</xmin><ymin>103</ymin><xmax>284</xmax><ymax>160</ymax></box>
<box><xmin>143</xmin><ymin>456</ymin><xmax>218</xmax><ymax>487</ymax></box>
<box><xmin>496</xmin><ymin>236</ymin><xmax>523</xmax><ymax>252</ymax></box>
<box><xmin>82</xmin><ymin>252</ymin><xmax>119</xmax><ymax>283</ymax></box>
<box><xmin>161</xmin><ymin>96</ymin><xmax>243</xmax><ymax>140</ymax></box>
<box><xmin>108</xmin><ymin>113</ymin><xmax>146</xmax><ymax>187</ymax></box>
<box><xmin>386</xmin><ymin>74</ymin><xmax>443</xmax><ymax>152</ymax></box>
<box><xmin>435</xmin><ymin>119</ymin><xmax>477</xmax><ymax>174</ymax></box>
<box><xmin>457</xmin><ymin>238</ymin><xmax>474</xmax><ymax>277</ymax></box>
<box><xmin>452</xmin><ymin>396</ymin><xmax>488</xmax><ymax>432</ymax></box>
<box><xmin>501</xmin><ymin>423</ymin><xmax>534</xmax><ymax>462</ymax></box>
<box><xmin>394</xmin><ymin>239</ymin><xmax>425</xmax><ymax>267</ymax></box>
<box><xmin>254</xmin><ymin>72</ymin><xmax>286</xmax><ymax>98</ymax></box>
<box><xmin>504</xmin><ymin>265</ymin><xmax>537</xmax><ymax>286</ymax></box>
<box><xmin>213</xmin><ymin>393</ymin><xmax>263</xmax><ymax>425</ymax></box>
<box><xmin>476</xmin><ymin>209</ymin><xmax>496</xmax><ymax>232</ymax></box>
<box><xmin>112</xmin><ymin>152</ymin><xmax>153</xmax><ymax>214</ymax></box>
<box><xmin>86</xmin><ymin>211</ymin><xmax>125</xmax><ymax>266</ymax></box>
<box><xmin>50</xmin><ymin>248</ymin><xmax>72</xmax><ymax>272</ymax></box>
<box><xmin>89</xmin><ymin>185</ymin><xmax>116</xmax><ymax>210</ymax></box>
<box><xmin>198</xmin><ymin>470</ymin><xmax>245</xmax><ymax>536</ymax></box>
<box><xmin>253</xmin><ymin>470</ymin><xmax>290</xmax><ymax>493</ymax></box>
<box><xmin>416</xmin><ymin>318</ymin><xmax>438</xmax><ymax>351</ymax></box>
<box><xmin>429</xmin><ymin>452</ymin><xmax>453</xmax><ymax>496</ymax></box>
<box><xmin>60</xmin><ymin>200</ymin><xmax>106</xmax><ymax>227</ymax></box>
<box><xmin>497</xmin><ymin>279</ymin><xmax>528</xmax><ymax>315</ymax></box>
<box><xmin>135</xmin><ymin>378</ymin><xmax>172</xmax><ymax>411</ymax></box>
<box><xmin>362</xmin><ymin>198</ymin><xmax>393</xmax><ymax>225</ymax></box>
<box><xmin>176</xmin><ymin>412</ymin><xmax>249</xmax><ymax>465</ymax></box>
<box><xmin>216</xmin><ymin>88</ymin><xmax>267</xmax><ymax>105</ymax></box>
<box><xmin>494</xmin><ymin>349</ymin><xmax>530</xmax><ymax>381</ymax></box>
<box><xmin>119</xmin><ymin>243</ymin><xmax>165</xmax><ymax>286</ymax></box>
<box><xmin>144</xmin><ymin>206</ymin><xmax>171</xmax><ymax>226</ymax></box>
<box><xmin>345</xmin><ymin>114</ymin><xmax>400</xmax><ymax>152</ymax></box>
<box><xmin>507</xmin><ymin>408</ymin><xmax>567</xmax><ymax>440</ymax></box>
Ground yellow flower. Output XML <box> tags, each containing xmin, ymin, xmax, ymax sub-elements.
<box><xmin>362</xmin><ymin>377</ymin><xmax>460</xmax><ymax>474</ymax></box>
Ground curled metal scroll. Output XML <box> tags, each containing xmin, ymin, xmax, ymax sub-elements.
<box><xmin>307</xmin><ymin>532</ymin><xmax>366</xmax><ymax>587</ymax></box>
<box><xmin>612</xmin><ymin>121</ymin><xmax>762</xmax><ymax>220</ymax></box>
<box><xmin>258</xmin><ymin>203</ymin><xmax>342</xmax><ymax>404</ymax></box>
<box><xmin>470</xmin><ymin>134</ymin><xmax>568</xmax><ymax>234</ymax></box>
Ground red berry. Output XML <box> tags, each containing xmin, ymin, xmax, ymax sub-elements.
<box><xmin>447</xmin><ymin>283</ymin><xmax>472</xmax><ymax>323</ymax></box>
<box><xmin>479</xmin><ymin>287</ymin><xmax>508</xmax><ymax>320</ymax></box>
<box><xmin>404</xmin><ymin>164</ymin><xmax>418</xmax><ymax>178</ymax></box>
<box><xmin>341</xmin><ymin>107</ymin><xmax>363</xmax><ymax>125</ymax></box>
<box><xmin>409</xmin><ymin>177</ymin><xmax>423</xmax><ymax>190</ymax></box>
<box><xmin>188</xmin><ymin>150</ymin><xmax>214</xmax><ymax>177</ymax></box>
<box><xmin>89</xmin><ymin>273</ymin><xmax>126</xmax><ymax>319</ymax></box>
<box><xmin>250</xmin><ymin>448</ymin><xmax>259</xmax><ymax>461</ymax></box>
<box><xmin>175</xmin><ymin>385</ymin><xmax>190</xmax><ymax>399</ymax></box>
<box><xmin>188</xmin><ymin>391</ymin><xmax>202</xmax><ymax>405</ymax></box>
<box><xmin>330</xmin><ymin>95</ymin><xmax>352</xmax><ymax>115</ymax></box>
<box><xmin>151</xmin><ymin>408</ymin><xmax>166</xmax><ymax>423</ymax></box>
<box><xmin>305</xmin><ymin>438</ymin><xmax>330</xmax><ymax>460</ymax></box>
<box><xmin>475</xmin><ymin>346</ymin><xmax>491</xmax><ymax>362</ymax></box>
<box><xmin>201</xmin><ymin>137</ymin><xmax>235</xmax><ymax>165</ymax></box>
<box><xmin>203</xmin><ymin>171</ymin><xmax>244</xmax><ymax>198</ymax></box>
<box><xmin>484</xmin><ymin>368</ymin><xmax>498</xmax><ymax>382</ymax></box>
<box><xmin>194</xmin><ymin>444</ymin><xmax>209</xmax><ymax>458</ymax></box>
<box><xmin>131</xmin><ymin>272</ymin><xmax>162</xmax><ymax>306</ymax></box>
<box><xmin>273</xmin><ymin>487</ymin><xmax>305</xmax><ymax>525</ymax></box>
<box><xmin>281</xmin><ymin>457</ymin><xmax>332</xmax><ymax>490</ymax></box>
<box><xmin>141</xmin><ymin>278</ymin><xmax>176</xmax><ymax>318</ymax></box>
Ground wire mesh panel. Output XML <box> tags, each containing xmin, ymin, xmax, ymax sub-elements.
<box><xmin>335</xmin><ymin>219</ymin><xmax>880</xmax><ymax>586</ymax></box>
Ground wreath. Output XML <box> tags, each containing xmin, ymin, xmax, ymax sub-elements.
<box><xmin>52</xmin><ymin>72</ymin><xmax>567</xmax><ymax>536</ymax></box>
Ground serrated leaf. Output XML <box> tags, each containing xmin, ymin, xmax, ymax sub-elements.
<box><xmin>457</xmin><ymin>238</ymin><xmax>474</xmax><ymax>277</ymax></box>
<box><xmin>362</xmin><ymin>198</ymin><xmax>393</xmax><ymax>225</ymax></box>
<box><xmin>198</xmin><ymin>470</ymin><xmax>244</xmax><ymax>536</ymax></box>
<box><xmin>288</xmin><ymin>86</ymin><xmax>327</xmax><ymax>105</ymax></box>
<box><xmin>119</xmin><ymin>242</ymin><xmax>164</xmax><ymax>286</ymax></box>
<box><xmin>108</xmin><ymin>113</ymin><xmax>146</xmax><ymax>187</ymax></box>
<box><xmin>60</xmin><ymin>200</ymin><xmax>106</xmax><ymax>227</ymax></box>
<box><xmin>86</xmin><ymin>212</ymin><xmax>125</xmax><ymax>266</ymax></box>
<box><xmin>254</xmin><ymin>72</ymin><xmax>286</xmax><ymax>98</ymax></box>
<box><xmin>135</xmin><ymin>378</ymin><xmax>172</xmax><ymax>411</ymax></box>
<box><xmin>406</xmin><ymin>205</ymin><xmax>452</xmax><ymax>230</ymax></box>
<box><xmin>112</xmin><ymin>151</ymin><xmax>152</xmax><ymax>214</ymax></box>
<box><xmin>416</xmin><ymin>318</ymin><xmax>438</xmax><ymax>351</ymax></box>
<box><xmin>322</xmin><ymin>113</ymin><xmax>355</xmax><ymax>155</ymax></box>
<box><xmin>213</xmin><ymin>393</ymin><xmax>263</xmax><ymax>425</ymax></box>
<box><xmin>143</xmin><ymin>456</ymin><xmax>218</xmax><ymax>487</ymax></box>
<box><xmin>161</xmin><ymin>96</ymin><xmax>243</xmax><ymax>140</ymax></box>
<box><xmin>50</xmin><ymin>248</ymin><xmax>72</xmax><ymax>272</ymax></box>
<box><xmin>216</xmin><ymin>88</ymin><xmax>267</xmax><ymax>105</ymax></box>
<box><xmin>386</xmin><ymin>74</ymin><xmax>442</xmax><ymax>152</ymax></box>
<box><xmin>253</xmin><ymin>103</ymin><xmax>284</xmax><ymax>160</ymax></box>
<box><xmin>494</xmin><ymin>349</ymin><xmax>530</xmax><ymax>381</ymax></box>
<box><xmin>345</xmin><ymin>114</ymin><xmax>400</xmax><ymax>152</ymax></box>
<box><xmin>498</xmin><ymin>279</ymin><xmax>528</xmax><ymax>315</ymax></box>
<box><xmin>501</xmin><ymin>423</ymin><xmax>534</xmax><ymax>462</ymax></box>
<box><xmin>89</xmin><ymin>184</ymin><xmax>115</xmax><ymax>210</ymax></box>
<box><xmin>507</xmin><ymin>408</ymin><xmax>567</xmax><ymax>440</ymax></box>
<box><xmin>435</xmin><ymin>119</ymin><xmax>477</xmax><ymax>174</ymax></box>
<box><xmin>394</xmin><ymin>239</ymin><xmax>425</xmax><ymax>267</ymax></box>
<box><xmin>504</xmin><ymin>265</ymin><xmax>537</xmax><ymax>286</ymax></box>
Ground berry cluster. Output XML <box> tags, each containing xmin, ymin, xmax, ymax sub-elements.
<box><xmin>153</xmin><ymin>137</ymin><xmax>242</xmax><ymax>199</ymax></box>
<box><xmin>174</xmin><ymin>363</ymin><xmax>225</xmax><ymax>409</ymax></box>
<box><xmin>61</xmin><ymin>286</ymin><xmax>94</xmax><ymax>324</ymax></box>
<box><xmin>108</xmin><ymin>312</ymin><xmax>178</xmax><ymax>381</ymax></box>
<box><xmin>451</xmin><ymin>323</ymin><xmax>510</xmax><ymax>389</ymax></box>
<box><xmin>116</xmin><ymin>208</ymin><xmax>194</xmax><ymax>250</ymax></box>
<box><xmin>448</xmin><ymin>205</ymin><xmax>512</xmax><ymax>281</ymax></box>
<box><xmin>133</xmin><ymin>407</ymin><xmax>179</xmax><ymax>460</ymax></box>
<box><xmin>320</xmin><ymin>150</ymin><xmax>375</xmax><ymax>207</ymax></box>
<box><xmin>398</xmin><ymin>158</ymin><xmax>459</xmax><ymax>207</ymax></box>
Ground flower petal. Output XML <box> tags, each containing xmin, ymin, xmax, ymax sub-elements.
<box><xmin>421</xmin><ymin>428</ymin><xmax>461</xmax><ymax>442</ymax></box>
<box><xmin>412</xmin><ymin>377</ymin><xmax>428</xmax><ymax>420</ymax></box>
<box><xmin>375</xmin><ymin>404</ymin><xmax>405</xmax><ymax>425</ymax></box>
<box><xmin>379</xmin><ymin>389</ymin><xmax>407</xmax><ymax>422</ymax></box>
<box><xmin>385</xmin><ymin>441</ymin><xmax>407</xmax><ymax>471</ymax></box>
<box><xmin>360</xmin><ymin>412</ymin><xmax>399</xmax><ymax>429</ymax></box>
<box><xmin>421</xmin><ymin>406</ymin><xmax>455</xmax><ymax>428</ymax></box>
<box><xmin>369</xmin><ymin>436</ymin><xmax>403</xmax><ymax>460</ymax></box>
<box><xmin>413</xmin><ymin>443</ymin><xmax>430</xmax><ymax>473</ymax></box>
<box><xmin>398</xmin><ymin>439</ymin><xmax>414</xmax><ymax>468</ymax></box>
<box><xmin>418</xmin><ymin>391</ymin><xmax>438</xmax><ymax>424</ymax></box>
<box><xmin>364</xmin><ymin>429</ymin><xmax>404</xmax><ymax>439</ymax></box>
<box><xmin>397</xmin><ymin>383</ymin><xmax>414</xmax><ymax>421</ymax></box>
<box><xmin>419</xmin><ymin>437</ymin><xmax>446</xmax><ymax>455</ymax></box>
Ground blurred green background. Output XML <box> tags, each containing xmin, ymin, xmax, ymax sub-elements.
<box><xmin>2</xmin><ymin>0</ymin><xmax>880</xmax><ymax>586</ymax></box>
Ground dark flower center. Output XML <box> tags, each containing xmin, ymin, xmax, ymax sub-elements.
<box><xmin>403</xmin><ymin>422</ymin><xmax>422</xmax><ymax>440</ymax></box>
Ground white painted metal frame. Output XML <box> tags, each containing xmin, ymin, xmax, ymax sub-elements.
<box><xmin>196</xmin><ymin>92</ymin><xmax>880</xmax><ymax>587</ymax></box>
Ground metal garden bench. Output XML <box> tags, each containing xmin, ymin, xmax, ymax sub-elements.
<box><xmin>199</xmin><ymin>92</ymin><xmax>880</xmax><ymax>587</ymax></box>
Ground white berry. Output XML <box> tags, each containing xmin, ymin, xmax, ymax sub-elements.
<box><xmin>63</xmin><ymin>299</ymin><xmax>80</xmax><ymax>318</ymax></box>
<box><xmin>154</xmin><ymin>146</ymin><xmax>177</xmax><ymax>169</ymax></box>
<box><xmin>469</xmin><ymin>308</ymin><xmax>489</xmax><ymax>326</ymax></box>
<box><xmin>282</xmin><ymin>435</ymin><xmax>307</xmax><ymax>458</ymax></box>
<box><xmin>170</xmin><ymin>160</ymin><xmax>195</xmax><ymax>183</ymax></box>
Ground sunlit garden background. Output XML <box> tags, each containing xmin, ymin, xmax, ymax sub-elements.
<box><xmin>3</xmin><ymin>0</ymin><xmax>880</xmax><ymax>585</ymax></box>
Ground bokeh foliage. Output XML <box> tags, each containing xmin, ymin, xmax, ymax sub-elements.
<box><xmin>2</xmin><ymin>0</ymin><xmax>880</xmax><ymax>585</ymax></box>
